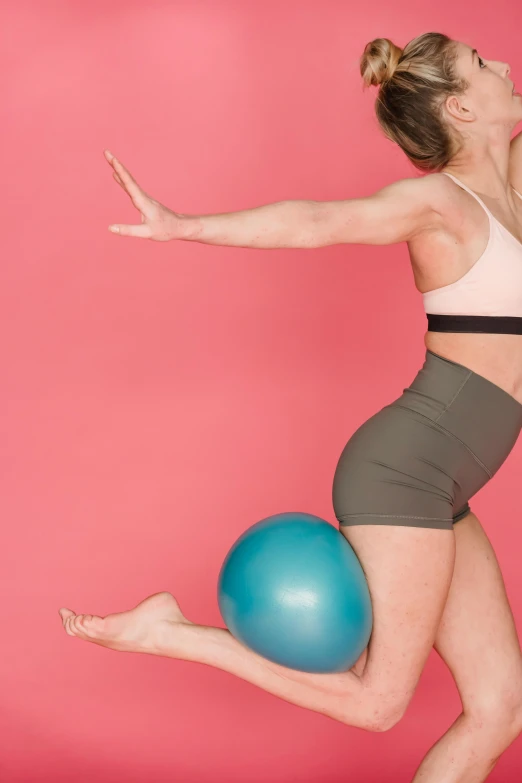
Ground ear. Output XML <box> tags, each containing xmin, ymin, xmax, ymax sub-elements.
<box><xmin>444</xmin><ymin>94</ymin><xmax>476</xmax><ymax>123</ymax></box>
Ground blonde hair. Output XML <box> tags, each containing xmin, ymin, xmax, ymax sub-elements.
<box><xmin>360</xmin><ymin>32</ymin><xmax>467</xmax><ymax>172</ymax></box>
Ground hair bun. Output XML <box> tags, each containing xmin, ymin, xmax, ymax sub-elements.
<box><xmin>360</xmin><ymin>38</ymin><xmax>403</xmax><ymax>88</ymax></box>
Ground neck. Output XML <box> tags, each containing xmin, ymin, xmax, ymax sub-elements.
<box><xmin>443</xmin><ymin>131</ymin><xmax>514</xmax><ymax>197</ymax></box>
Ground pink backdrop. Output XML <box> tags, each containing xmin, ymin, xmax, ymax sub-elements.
<box><xmin>3</xmin><ymin>2</ymin><xmax>522</xmax><ymax>781</ymax></box>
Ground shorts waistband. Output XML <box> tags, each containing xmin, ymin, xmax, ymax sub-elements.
<box><xmin>425</xmin><ymin>349</ymin><xmax>522</xmax><ymax>413</ymax></box>
<box><xmin>387</xmin><ymin>349</ymin><xmax>522</xmax><ymax>477</ymax></box>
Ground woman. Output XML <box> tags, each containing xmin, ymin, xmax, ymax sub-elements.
<box><xmin>59</xmin><ymin>33</ymin><xmax>522</xmax><ymax>782</ymax></box>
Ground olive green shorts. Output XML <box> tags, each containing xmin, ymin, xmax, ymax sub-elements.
<box><xmin>332</xmin><ymin>349</ymin><xmax>522</xmax><ymax>530</ymax></box>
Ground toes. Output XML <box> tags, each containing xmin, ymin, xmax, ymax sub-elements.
<box><xmin>71</xmin><ymin>614</ymin><xmax>84</xmax><ymax>633</ymax></box>
<box><xmin>71</xmin><ymin>614</ymin><xmax>89</xmax><ymax>635</ymax></box>
<box><xmin>60</xmin><ymin>609</ymin><xmax>94</xmax><ymax>638</ymax></box>
<box><xmin>59</xmin><ymin>608</ymin><xmax>77</xmax><ymax>636</ymax></box>
<box><xmin>72</xmin><ymin>614</ymin><xmax>104</xmax><ymax>638</ymax></box>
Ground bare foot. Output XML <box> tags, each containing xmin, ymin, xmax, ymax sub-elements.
<box><xmin>58</xmin><ymin>592</ymin><xmax>193</xmax><ymax>656</ymax></box>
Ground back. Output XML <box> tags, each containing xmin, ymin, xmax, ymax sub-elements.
<box><xmin>408</xmin><ymin>174</ymin><xmax>522</xmax><ymax>317</ymax></box>
<box><xmin>406</xmin><ymin>173</ymin><xmax>491</xmax><ymax>295</ymax></box>
<box><xmin>420</xmin><ymin>173</ymin><xmax>522</xmax><ymax>318</ymax></box>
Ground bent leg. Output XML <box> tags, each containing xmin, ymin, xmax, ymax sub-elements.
<box><xmin>412</xmin><ymin>512</ymin><xmax>522</xmax><ymax>782</ymax></box>
<box><xmin>60</xmin><ymin>521</ymin><xmax>455</xmax><ymax>731</ymax></box>
<box><xmin>59</xmin><ymin>591</ymin><xmax>367</xmax><ymax>723</ymax></box>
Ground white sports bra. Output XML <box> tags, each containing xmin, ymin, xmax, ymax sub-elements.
<box><xmin>423</xmin><ymin>171</ymin><xmax>522</xmax><ymax>334</ymax></box>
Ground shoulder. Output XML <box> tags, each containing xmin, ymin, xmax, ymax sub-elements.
<box><xmin>392</xmin><ymin>173</ymin><xmax>465</xmax><ymax>237</ymax></box>
<box><xmin>369</xmin><ymin>173</ymin><xmax>456</xmax><ymax>219</ymax></box>
<box><xmin>413</xmin><ymin>172</ymin><xmax>465</xmax><ymax>211</ymax></box>
<box><xmin>403</xmin><ymin>173</ymin><xmax>480</xmax><ymax>258</ymax></box>
<box><xmin>386</xmin><ymin>173</ymin><xmax>462</xmax><ymax>217</ymax></box>
<box><xmin>412</xmin><ymin>172</ymin><xmax>483</xmax><ymax>234</ymax></box>
<box><xmin>406</xmin><ymin>172</ymin><xmax>488</xmax><ymax>266</ymax></box>
<box><xmin>363</xmin><ymin>174</ymin><xmax>461</xmax><ymax>245</ymax></box>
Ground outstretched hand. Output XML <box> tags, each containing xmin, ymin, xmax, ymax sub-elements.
<box><xmin>105</xmin><ymin>150</ymin><xmax>184</xmax><ymax>241</ymax></box>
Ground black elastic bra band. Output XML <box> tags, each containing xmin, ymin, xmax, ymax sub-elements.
<box><xmin>426</xmin><ymin>314</ymin><xmax>522</xmax><ymax>334</ymax></box>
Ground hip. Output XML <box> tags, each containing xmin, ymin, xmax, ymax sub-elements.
<box><xmin>424</xmin><ymin>331</ymin><xmax>522</xmax><ymax>405</ymax></box>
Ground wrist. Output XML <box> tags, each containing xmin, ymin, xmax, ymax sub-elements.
<box><xmin>177</xmin><ymin>214</ymin><xmax>202</xmax><ymax>241</ymax></box>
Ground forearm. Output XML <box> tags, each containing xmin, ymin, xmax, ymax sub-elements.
<box><xmin>179</xmin><ymin>199</ymin><xmax>322</xmax><ymax>249</ymax></box>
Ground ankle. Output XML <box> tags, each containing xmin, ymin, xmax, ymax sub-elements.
<box><xmin>155</xmin><ymin>618</ymin><xmax>196</xmax><ymax>658</ymax></box>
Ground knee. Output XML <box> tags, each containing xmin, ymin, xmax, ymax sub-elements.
<box><xmin>469</xmin><ymin>687</ymin><xmax>522</xmax><ymax>743</ymax></box>
<box><xmin>339</xmin><ymin>687</ymin><xmax>411</xmax><ymax>733</ymax></box>
<box><xmin>498</xmin><ymin>690</ymin><xmax>522</xmax><ymax>741</ymax></box>
<box><xmin>364</xmin><ymin>700</ymin><xmax>409</xmax><ymax>733</ymax></box>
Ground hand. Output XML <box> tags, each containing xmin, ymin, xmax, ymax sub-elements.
<box><xmin>105</xmin><ymin>150</ymin><xmax>184</xmax><ymax>241</ymax></box>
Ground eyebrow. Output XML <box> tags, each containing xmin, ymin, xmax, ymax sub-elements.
<box><xmin>471</xmin><ymin>48</ymin><xmax>477</xmax><ymax>62</ymax></box>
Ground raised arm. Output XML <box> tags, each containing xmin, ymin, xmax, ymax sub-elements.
<box><xmin>105</xmin><ymin>150</ymin><xmax>444</xmax><ymax>249</ymax></box>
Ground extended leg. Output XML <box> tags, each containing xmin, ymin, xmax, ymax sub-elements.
<box><xmin>412</xmin><ymin>512</ymin><xmax>522</xmax><ymax>782</ymax></box>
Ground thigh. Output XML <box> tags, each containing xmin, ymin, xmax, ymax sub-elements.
<box><xmin>434</xmin><ymin>512</ymin><xmax>522</xmax><ymax>714</ymax></box>
<box><xmin>340</xmin><ymin>523</ymin><xmax>455</xmax><ymax>708</ymax></box>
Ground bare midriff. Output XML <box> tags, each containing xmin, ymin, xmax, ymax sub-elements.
<box><xmin>423</xmin><ymin>331</ymin><xmax>522</xmax><ymax>405</ymax></box>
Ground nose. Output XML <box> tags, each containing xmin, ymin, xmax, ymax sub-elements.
<box><xmin>486</xmin><ymin>59</ymin><xmax>511</xmax><ymax>79</ymax></box>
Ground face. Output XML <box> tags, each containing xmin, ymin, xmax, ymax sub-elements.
<box><xmin>446</xmin><ymin>42</ymin><xmax>522</xmax><ymax>130</ymax></box>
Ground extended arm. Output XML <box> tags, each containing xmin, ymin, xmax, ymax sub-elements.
<box><xmin>105</xmin><ymin>150</ymin><xmax>443</xmax><ymax>249</ymax></box>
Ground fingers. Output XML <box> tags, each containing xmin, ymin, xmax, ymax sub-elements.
<box><xmin>108</xmin><ymin>223</ymin><xmax>152</xmax><ymax>239</ymax></box>
<box><xmin>109</xmin><ymin>171</ymin><xmax>150</xmax><ymax>233</ymax></box>
<box><xmin>104</xmin><ymin>150</ymin><xmax>156</xmax><ymax>239</ymax></box>
<box><xmin>113</xmin><ymin>171</ymin><xmax>125</xmax><ymax>189</ymax></box>
<box><xmin>104</xmin><ymin>149</ymin><xmax>146</xmax><ymax>210</ymax></box>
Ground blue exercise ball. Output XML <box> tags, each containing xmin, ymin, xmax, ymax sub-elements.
<box><xmin>217</xmin><ymin>511</ymin><xmax>373</xmax><ymax>673</ymax></box>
